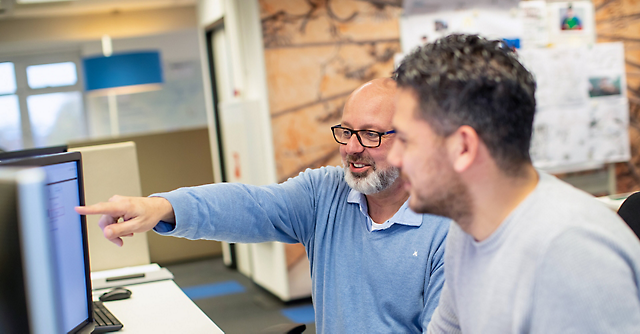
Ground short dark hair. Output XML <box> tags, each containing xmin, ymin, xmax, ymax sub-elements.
<box><xmin>394</xmin><ymin>34</ymin><xmax>537</xmax><ymax>175</ymax></box>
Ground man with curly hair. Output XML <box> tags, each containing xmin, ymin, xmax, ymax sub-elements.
<box><xmin>390</xmin><ymin>34</ymin><xmax>640</xmax><ymax>333</ymax></box>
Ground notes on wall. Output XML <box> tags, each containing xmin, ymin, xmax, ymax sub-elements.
<box><xmin>520</xmin><ymin>42</ymin><xmax>629</xmax><ymax>172</ymax></box>
<box><xmin>400</xmin><ymin>1</ymin><xmax>629</xmax><ymax>173</ymax></box>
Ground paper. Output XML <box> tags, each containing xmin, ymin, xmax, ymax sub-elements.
<box><xmin>547</xmin><ymin>1</ymin><xmax>596</xmax><ymax>47</ymax></box>
<box><xmin>91</xmin><ymin>263</ymin><xmax>161</xmax><ymax>280</ymax></box>
<box><xmin>403</xmin><ymin>0</ymin><xmax>520</xmax><ymax>15</ymax></box>
<box><xmin>519</xmin><ymin>1</ymin><xmax>549</xmax><ymax>48</ymax></box>
<box><xmin>587</xmin><ymin>42</ymin><xmax>630</xmax><ymax>164</ymax></box>
<box><xmin>92</xmin><ymin>266</ymin><xmax>174</xmax><ymax>291</ymax></box>
<box><xmin>398</xmin><ymin>0</ymin><xmax>628</xmax><ymax>173</ymax></box>
<box><xmin>518</xmin><ymin>46</ymin><xmax>590</xmax><ymax>108</ymax></box>
<box><xmin>521</xmin><ymin>42</ymin><xmax>630</xmax><ymax>172</ymax></box>
<box><xmin>530</xmin><ymin>105</ymin><xmax>591</xmax><ymax>168</ymax></box>
<box><xmin>589</xmin><ymin>98</ymin><xmax>630</xmax><ymax>163</ymax></box>
<box><xmin>400</xmin><ymin>8</ymin><xmax>522</xmax><ymax>54</ymax></box>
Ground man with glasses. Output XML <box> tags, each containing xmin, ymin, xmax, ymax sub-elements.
<box><xmin>77</xmin><ymin>78</ymin><xmax>450</xmax><ymax>333</ymax></box>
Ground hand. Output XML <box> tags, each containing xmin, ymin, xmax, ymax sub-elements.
<box><xmin>75</xmin><ymin>195</ymin><xmax>175</xmax><ymax>247</ymax></box>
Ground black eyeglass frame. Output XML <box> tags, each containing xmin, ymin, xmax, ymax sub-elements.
<box><xmin>331</xmin><ymin>124</ymin><xmax>396</xmax><ymax>148</ymax></box>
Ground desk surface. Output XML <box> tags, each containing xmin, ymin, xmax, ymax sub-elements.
<box><xmin>92</xmin><ymin>280</ymin><xmax>224</xmax><ymax>333</ymax></box>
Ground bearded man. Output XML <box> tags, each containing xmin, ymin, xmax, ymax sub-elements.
<box><xmin>77</xmin><ymin>78</ymin><xmax>451</xmax><ymax>333</ymax></box>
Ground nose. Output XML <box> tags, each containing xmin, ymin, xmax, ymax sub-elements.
<box><xmin>344</xmin><ymin>134</ymin><xmax>365</xmax><ymax>154</ymax></box>
<box><xmin>387</xmin><ymin>140</ymin><xmax>402</xmax><ymax>168</ymax></box>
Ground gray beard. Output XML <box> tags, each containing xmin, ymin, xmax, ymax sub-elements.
<box><xmin>343</xmin><ymin>162</ymin><xmax>400</xmax><ymax>195</ymax></box>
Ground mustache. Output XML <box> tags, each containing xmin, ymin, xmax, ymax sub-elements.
<box><xmin>345</xmin><ymin>154</ymin><xmax>375</xmax><ymax>166</ymax></box>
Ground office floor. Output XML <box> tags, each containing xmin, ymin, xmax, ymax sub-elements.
<box><xmin>166</xmin><ymin>257</ymin><xmax>316</xmax><ymax>334</ymax></box>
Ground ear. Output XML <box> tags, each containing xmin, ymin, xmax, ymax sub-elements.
<box><xmin>446</xmin><ymin>125</ymin><xmax>479</xmax><ymax>173</ymax></box>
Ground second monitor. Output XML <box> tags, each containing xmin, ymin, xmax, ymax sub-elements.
<box><xmin>1</xmin><ymin>152</ymin><xmax>95</xmax><ymax>333</ymax></box>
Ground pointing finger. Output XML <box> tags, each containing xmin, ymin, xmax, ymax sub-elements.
<box><xmin>75</xmin><ymin>201</ymin><xmax>128</xmax><ymax>217</ymax></box>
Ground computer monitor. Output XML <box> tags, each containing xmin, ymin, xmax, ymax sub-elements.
<box><xmin>1</xmin><ymin>152</ymin><xmax>95</xmax><ymax>334</ymax></box>
<box><xmin>0</xmin><ymin>145</ymin><xmax>67</xmax><ymax>162</ymax></box>
<box><xmin>0</xmin><ymin>167</ymin><xmax>62</xmax><ymax>333</ymax></box>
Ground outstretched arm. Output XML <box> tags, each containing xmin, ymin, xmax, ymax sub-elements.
<box><xmin>76</xmin><ymin>167</ymin><xmax>339</xmax><ymax>247</ymax></box>
<box><xmin>75</xmin><ymin>195</ymin><xmax>175</xmax><ymax>247</ymax></box>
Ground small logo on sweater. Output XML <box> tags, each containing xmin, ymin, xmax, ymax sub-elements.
<box><xmin>412</xmin><ymin>251</ymin><xmax>418</xmax><ymax>257</ymax></box>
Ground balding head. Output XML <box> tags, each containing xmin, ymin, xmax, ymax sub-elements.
<box><xmin>343</xmin><ymin>78</ymin><xmax>397</xmax><ymax>123</ymax></box>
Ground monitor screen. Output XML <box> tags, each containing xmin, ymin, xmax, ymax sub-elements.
<box><xmin>0</xmin><ymin>153</ymin><xmax>93</xmax><ymax>334</ymax></box>
<box><xmin>42</xmin><ymin>162</ymin><xmax>89</xmax><ymax>332</ymax></box>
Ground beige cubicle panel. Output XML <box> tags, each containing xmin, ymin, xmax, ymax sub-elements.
<box><xmin>70</xmin><ymin>142</ymin><xmax>151</xmax><ymax>271</ymax></box>
<box><xmin>69</xmin><ymin>127</ymin><xmax>222</xmax><ymax>264</ymax></box>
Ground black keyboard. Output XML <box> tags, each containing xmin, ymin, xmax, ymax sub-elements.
<box><xmin>92</xmin><ymin>301</ymin><xmax>123</xmax><ymax>333</ymax></box>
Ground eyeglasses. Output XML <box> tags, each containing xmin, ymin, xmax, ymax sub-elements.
<box><xmin>331</xmin><ymin>124</ymin><xmax>396</xmax><ymax>148</ymax></box>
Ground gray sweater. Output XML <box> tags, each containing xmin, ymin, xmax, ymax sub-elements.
<box><xmin>428</xmin><ymin>171</ymin><xmax>640</xmax><ymax>333</ymax></box>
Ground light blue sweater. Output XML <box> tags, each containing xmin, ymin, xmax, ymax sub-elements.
<box><xmin>154</xmin><ymin>166</ymin><xmax>450</xmax><ymax>333</ymax></box>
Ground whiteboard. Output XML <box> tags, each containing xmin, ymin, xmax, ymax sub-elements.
<box><xmin>399</xmin><ymin>1</ymin><xmax>630</xmax><ymax>174</ymax></box>
<box><xmin>519</xmin><ymin>43</ymin><xmax>630</xmax><ymax>173</ymax></box>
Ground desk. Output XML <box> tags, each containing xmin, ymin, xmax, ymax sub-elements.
<box><xmin>596</xmin><ymin>192</ymin><xmax>633</xmax><ymax>211</ymax></box>
<box><xmin>92</xmin><ymin>280</ymin><xmax>224</xmax><ymax>333</ymax></box>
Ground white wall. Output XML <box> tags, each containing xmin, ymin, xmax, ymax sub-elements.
<box><xmin>197</xmin><ymin>0</ymin><xmax>311</xmax><ymax>302</ymax></box>
<box><xmin>198</xmin><ymin>0</ymin><xmax>276</xmax><ymax>186</ymax></box>
<box><xmin>198</xmin><ymin>0</ymin><xmax>224</xmax><ymax>28</ymax></box>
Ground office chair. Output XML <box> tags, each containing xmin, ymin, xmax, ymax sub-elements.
<box><xmin>617</xmin><ymin>192</ymin><xmax>640</xmax><ymax>240</ymax></box>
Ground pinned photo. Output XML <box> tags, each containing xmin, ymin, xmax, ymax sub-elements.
<box><xmin>435</xmin><ymin>20</ymin><xmax>448</xmax><ymax>32</ymax></box>
<box><xmin>560</xmin><ymin>4</ymin><xmax>584</xmax><ymax>31</ymax></box>
<box><xmin>589</xmin><ymin>76</ymin><xmax>622</xmax><ymax>97</ymax></box>
<box><xmin>547</xmin><ymin>1</ymin><xmax>595</xmax><ymax>47</ymax></box>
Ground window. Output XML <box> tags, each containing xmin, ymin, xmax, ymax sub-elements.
<box><xmin>0</xmin><ymin>95</ymin><xmax>22</xmax><ymax>151</ymax></box>
<box><xmin>0</xmin><ymin>62</ymin><xmax>17</xmax><ymax>94</ymax></box>
<box><xmin>0</xmin><ymin>53</ymin><xmax>87</xmax><ymax>151</ymax></box>
<box><xmin>0</xmin><ymin>62</ymin><xmax>21</xmax><ymax>150</ymax></box>
<box><xmin>27</xmin><ymin>92</ymin><xmax>86</xmax><ymax>147</ymax></box>
<box><xmin>26</xmin><ymin>62</ymin><xmax>78</xmax><ymax>89</ymax></box>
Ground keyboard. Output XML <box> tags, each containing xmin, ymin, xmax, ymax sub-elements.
<box><xmin>92</xmin><ymin>301</ymin><xmax>124</xmax><ymax>333</ymax></box>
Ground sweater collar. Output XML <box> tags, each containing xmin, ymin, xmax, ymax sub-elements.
<box><xmin>347</xmin><ymin>189</ymin><xmax>422</xmax><ymax>227</ymax></box>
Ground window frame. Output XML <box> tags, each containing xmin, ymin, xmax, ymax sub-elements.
<box><xmin>0</xmin><ymin>51</ymin><xmax>87</xmax><ymax>149</ymax></box>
